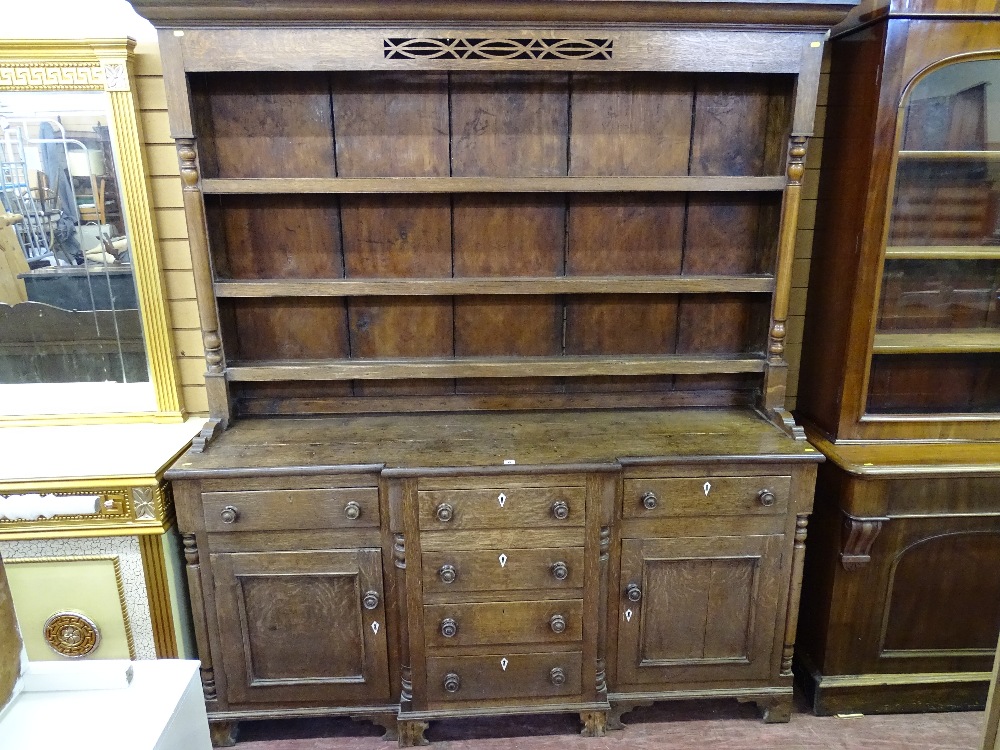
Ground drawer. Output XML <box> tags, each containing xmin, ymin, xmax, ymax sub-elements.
<box><xmin>418</xmin><ymin>486</ymin><xmax>585</xmax><ymax>531</ymax></box>
<box><xmin>421</xmin><ymin>547</ymin><xmax>584</xmax><ymax>594</ymax></box>
<box><xmin>202</xmin><ymin>487</ymin><xmax>379</xmax><ymax>531</ymax></box>
<box><xmin>622</xmin><ymin>475</ymin><xmax>791</xmax><ymax>519</ymax></box>
<box><xmin>424</xmin><ymin>599</ymin><xmax>583</xmax><ymax>649</ymax></box>
<box><xmin>426</xmin><ymin>652</ymin><xmax>582</xmax><ymax>703</ymax></box>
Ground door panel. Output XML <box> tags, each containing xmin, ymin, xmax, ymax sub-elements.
<box><xmin>616</xmin><ymin>535</ymin><xmax>783</xmax><ymax>686</ymax></box>
<box><xmin>211</xmin><ymin>548</ymin><xmax>390</xmax><ymax>705</ymax></box>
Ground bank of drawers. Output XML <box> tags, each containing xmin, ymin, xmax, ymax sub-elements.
<box><xmin>417</xmin><ymin>477</ymin><xmax>585</xmax><ymax>705</ymax></box>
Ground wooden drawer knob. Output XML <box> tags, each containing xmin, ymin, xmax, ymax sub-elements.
<box><xmin>344</xmin><ymin>501</ymin><xmax>361</xmax><ymax>520</ymax></box>
<box><xmin>438</xmin><ymin>564</ymin><xmax>457</xmax><ymax>584</ymax></box>
<box><xmin>757</xmin><ymin>489</ymin><xmax>776</xmax><ymax>507</ymax></box>
<box><xmin>641</xmin><ymin>491</ymin><xmax>658</xmax><ymax>510</ymax></box>
<box><xmin>440</xmin><ymin>618</ymin><xmax>458</xmax><ymax>638</ymax></box>
<box><xmin>549</xmin><ymin>614</ymin><xmax>566</xmax><ymax>634</ymax></box>
<box><xmin>362</xmin><ymin>590</ymin><xmax>380</xmax><ymax>610</ymax></box>
<box><xmin>443</xmin><ymin>672</ymin><xmax>461</xmax><ymax>693</ymax></box>
<box><xmin>551</xmin><ymin>561</ymin><xmax>569</xmax><ymax>581</ymax></box>
<box><xmin>626</xmin><ymin>583</ymin><xmax>642</xmax><ymax>602</ymax></box>
<box><xmin>550</xmin><ymin>667</ymin><xmax>566</xmax><ymax>686</ymax></box>
<box><xmin>220</xmin><ymin>505</ymin><xmax>239</xmax><ymax>524</ymax></box>
<box><xmin>551</xmin><ymin>500</ymin><xmax>570</xmax><ymax>520</ymax></box>
<box><xmin>436</xmin><ymin>503</ymin><xmax>454</xmax><ymax>522</ymax></box>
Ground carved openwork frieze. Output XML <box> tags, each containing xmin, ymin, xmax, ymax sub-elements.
<box><xmin>384</xmin><ymin>36</ymin><xmax>613</xmax><ymax>61</ymax></box>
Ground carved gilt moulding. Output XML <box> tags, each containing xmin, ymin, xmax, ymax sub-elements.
<box><xmin>0</xmin><ymin>39</ymin><xmax>184</xmax><ymax>426</ymax></box>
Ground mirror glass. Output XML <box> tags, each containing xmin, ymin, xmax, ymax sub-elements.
<box><xmin>0</xmin><ymin>90</ymin><xmax>154</xmax><ymax>416</ymax></box>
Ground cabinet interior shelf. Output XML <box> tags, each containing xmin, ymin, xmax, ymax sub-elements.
<box><xmin>225</xmin><ymin>354</ymin><xmax>768</xmax><ymax>382</ymax></box>
<box><xmin>200</xmin><ymin>175</ymin><xmax>787</xmax><ymax>195</ymax></box>
<box><xmin>897</xmin><ymin>150</ymin><xmax>1000</xmax><ymax>161</ymax></box>
<box><xmin>213</xmin><ymin>276</ymin><xmax>776</xmax><ymax>298</ymax></box>
<box><xmin>872</xmin><ymin>331</ymin><xmax>1000</xmax><ymax>354</ymax></box>
<box><xmin>884</xmin><ymin>246</ymin><xmax>1000</xmax><ymax>260</ymax></box>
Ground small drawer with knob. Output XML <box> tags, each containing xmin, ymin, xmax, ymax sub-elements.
<box><xmin>424</xmin><ymin>599</ymin><xmax>583</xmax><ymax>648</ymax></box>
<box><xmin>622</xmin><ymin>476</ymin><xmax>791</xmax><ymax>519</ymax></box>
<box><xmin>418</xmin><ymin>485</ymin><xmax>585</xmax><ymax>531</ymax></box>
<box><xmin>426</xmin><ymin>652</ymin><xmax>582</xmax><ymax>703</ymax></box>
<box><xmin>202</xmin><ymin>486</ymin><xmax>379</xmax><ymax>531</ymax></box>
<box><xmin>421</xmin><ymin>548</ymin><xmax>584</xmax><ymax>594</ymax></box>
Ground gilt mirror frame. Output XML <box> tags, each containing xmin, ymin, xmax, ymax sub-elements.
<box><xmin>0</xmin><ymin>38</ymin><xmax>184</xmax><ymax>425</ymax></box>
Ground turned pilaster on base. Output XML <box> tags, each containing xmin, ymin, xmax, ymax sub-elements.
<box><xmin>841</xmin><ymin>512</ymin><xmax>889</xmax><ymax>570</ymax></box>
<box><xmin>780</xmin><ymin>513</ymin><xmax>810</xmax><ymax>676</ymax></box>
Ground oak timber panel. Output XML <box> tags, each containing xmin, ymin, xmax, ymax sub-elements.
<box><xmin>332</xmin><ymin>72</ymin><xmax>449</xmax><ymax>178</ymax></box>
<box><xmin>341</xmin><ymin>195</ymin><xmax>453</xmax><ymax>397</ymax></box>
<box><xmin>452</xmin><ymin>195</ymin><xmax>565</xmax><ymax>393</ymax></box>
<box><xmin>221</xmin><ymin>299</ymin><xmax>350</xmax><ymax>361</ymax></box>
<box><xmin>211</xmin><ymin>548</ymin><xmax>390</xmax><ymax>705</ymax></box>
<box><xmin>681</xmin><ymin>194</ymin><xmax>781</xmax><ymax>275</ymax></box>
<box><xmin>617</xmin><ymin>535</ymin><xmax>783</xmax><ymax>685</ymax></box>
<box><xmin>563</xmin><ymin>193</ymin><xmax>685</xmax><ymax>392</ymax></box>
<box><xmin>568</xmin><ymin>72</ymin><xmax>693</xmax><ymax>176</ymax></box>
<box><xmin>450</xmin><ymin>72</ymin><xmax>568</xmax><ymax>177</ymax></box>
<box><xmin>205</xmin><ymin>194</ymin><xmax>344</xmax><ymax>279</ymax></box>
<box><xmin>192</xmin><ymin>72</ymin><xmax>336</xmax><ymax>178</ymax></box>
<box><xmin>689</xmin><ymin>74</ymin><xmax>792</xmax><ymax>177</ymax></box>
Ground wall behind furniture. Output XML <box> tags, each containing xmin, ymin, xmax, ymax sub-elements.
<box><xmin>3</xmin><ymin>2</ymin><xmax>827</xmax><ymax>415</ymax></box>
<box><xmin>4</xmin><ymin>0</ymin><xmax>208</xmax><ymax>416</ymax></box>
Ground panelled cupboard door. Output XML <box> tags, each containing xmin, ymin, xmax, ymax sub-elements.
<box><xmin>616</xmin><ymin>535</ymin><xmax>783</xmax><ymax>686</ymax></box>
<box><xmin>211</xmin><ymin>549</ymin><xmax>390</xmax><ymax>705</ymax></box>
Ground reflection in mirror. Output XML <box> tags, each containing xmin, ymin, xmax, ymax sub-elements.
<box><xmin>0</xmin><ymin>91</ymin><xmax>151</xmax><ymax>413</ymax></box>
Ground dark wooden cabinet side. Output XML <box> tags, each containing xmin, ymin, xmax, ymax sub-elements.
<box><xmin>794</xmin><ymin>0</ymin><xmax>1000</xmax><ymax>714</ymax></box>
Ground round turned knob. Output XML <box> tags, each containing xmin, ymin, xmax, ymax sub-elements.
<box><xmin>550</xmin><ymin>667</ymin><xmax>566</xmax><ymax>686</ymax></box>
<box><xmin>641</xmin><ymin>491</ymin><xmax>658</xmax><ymax>510</ymax></box>
<box><xmin>549</xmin><ymin>614</ymin><xmax>567</xmax><ymax>634</ymax></box>
<box><xmin>443</xmin><ymin>672</ymin><xmax>461</xmax><ymax>693</ymax></box>
<box><xmin>436</xmin><ymin>503</ymin><xmax>454</xmax><ymax>522</ymax></box>
<box><xmin>438</xmin><ymin>564</ymin><xmax>457</xmax><ymax>584</ymax></box>
<box><xmin>626</xmin><ymin>583</ymin><xmax>642</xmax><ymax>602</ymax></box>
<box><xmin>220</xmin><ymin>505</ymin><xmax>239</xmax><ymax>524</ymax></box>
<box><xmin>344</xmin><ymin>501</ymin><xmax>361</xmax><ymax>520</ymax></box>
<box><xmin>440</xmin><ymin>618</ymin><xmax>458</xmax><ymax>638</ymax></box>
<box><xmin>362</xmin><ymin>590</ymin><xmax>380</xmax><ymax>610</ymax></box>
<box><xmin>551</xmin><ymin>561</ymin><xmax>569</xmax><ymax>581</ymax></box>
<box><xmin>757</xmin><ymin>489</ymin><xmax>776</xmax><ymax>507</ymax></box>
<box><xmin>551</xmin><ymin>501</ymin><xmax>569</xmax><ymax>520</ymax></box>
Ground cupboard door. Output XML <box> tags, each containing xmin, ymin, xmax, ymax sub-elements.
<box><xmin>616</xmin><ymin>535</ymin><xmax>783</xmax><ymax>686</ymax></box>
<box><xmin>211</xmin><ymin>549</ymin><xmax>390</xmax><ymax>705</ymax></box>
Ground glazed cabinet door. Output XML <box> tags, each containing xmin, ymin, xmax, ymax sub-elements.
<box><xmin>616</xmin><ymin>535</ymin><xmax>783</xmax><ymax>687</ymax></box>
<box><xmin>211</xmin><ymin>548</ymin><xmax>390</xmax><ymax>705</ymax></box>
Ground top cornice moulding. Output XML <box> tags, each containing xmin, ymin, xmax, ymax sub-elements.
<box><xmin>127</xmin><ymin>0</ymin><xmax>860</xmax><ymax>28</ymax></box>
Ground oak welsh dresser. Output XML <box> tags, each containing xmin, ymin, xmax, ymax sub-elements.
<box><xmin>129</xmin><ymin>0</ymin><xmax>855</xmax><ymax>744</ymax></box>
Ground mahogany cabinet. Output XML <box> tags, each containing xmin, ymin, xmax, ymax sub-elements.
<box><xmin>795</xmin><ymin>0</ymin><xmax>1000</xmax><ymax>714</ymax></box>
<box><xmin>129</xmin><ymin>0</ymin><xmax>853</xmax><ymax>743</ymax></box>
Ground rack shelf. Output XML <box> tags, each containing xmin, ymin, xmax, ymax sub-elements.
<box><xmin>200</xmin><ymin>176</ymin><xmax>787</xmax><ymax>195</ymax></box>
<box><xmin>213</xmin><ymin>275</ymin><xmax>776</xmax><ymax>298</ymax></box>
<box><xmin>226</xmin><ymin>354</ymin><xmax>768</xmax><ymax>382</ymax></box>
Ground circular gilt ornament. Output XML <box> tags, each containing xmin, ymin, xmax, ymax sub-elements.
<box><xmin>43</xmin><ymin>611</ymin><xmax>101</xmax><ymax>657</ymax></box>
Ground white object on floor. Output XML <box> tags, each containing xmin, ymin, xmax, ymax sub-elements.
<box><xmin>19</xmin><ymin>659</ymin><xmax>133</xmax><ymax>692</ymax></box>
<box><xmin>0</xmin><ymin>659</ymin><xmax>211</xmax><ymax>750</ymax></box>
